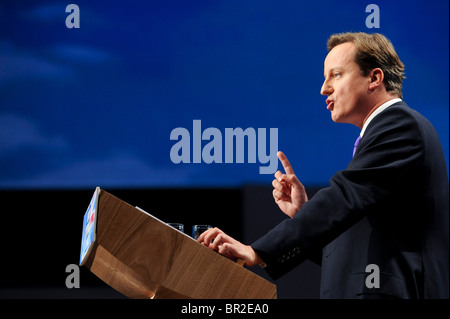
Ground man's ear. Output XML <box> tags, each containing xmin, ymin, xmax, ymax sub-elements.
<box><xmin>368</xmin><ymin>68</ymin><xmax>384</xmax><ymax>90</ymax></box>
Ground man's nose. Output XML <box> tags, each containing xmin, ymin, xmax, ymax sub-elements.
<box><xmin>320</xmin><ymin>80</ymin><xmax>333</xmax><ymax>96</ymax></box>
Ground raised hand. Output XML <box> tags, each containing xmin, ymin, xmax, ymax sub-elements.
<box><xmin>272</xmin><ymin>151</ymin><xmax>308</xmax><ymax>218</ymax></box>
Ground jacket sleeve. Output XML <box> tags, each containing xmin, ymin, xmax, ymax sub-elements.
<box><xmin>251</xmin><ymin>104</ymin><xmax>425</xmax><ymax>280</ymax></box>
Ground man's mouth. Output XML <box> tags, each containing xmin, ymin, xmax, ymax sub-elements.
<box><xmin>326</xmin><ymin>98</ymin><xmax>334</xmax><ymax>110</ymax></box>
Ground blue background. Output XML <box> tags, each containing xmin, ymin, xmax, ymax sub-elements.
<box><xmin>0</xmin><ymin>0</ymin><xmax>448</xmax><ymax>189</ymax></box>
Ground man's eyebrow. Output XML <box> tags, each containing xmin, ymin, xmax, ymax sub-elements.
<box><xmin>324</xmin><ymin>67</ymin><xmax>344</xmax><ymax>78</ymax></box>
<box><xmin>330</xmin><ymin>67</ymin><xmax>344</xmax><ymax>72</ymax></box>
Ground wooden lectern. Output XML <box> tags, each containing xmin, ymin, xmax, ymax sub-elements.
<box><xmin>80</xmin><ymin>188</ymin><xmax>277</xmax><ymax>299</ymax></box>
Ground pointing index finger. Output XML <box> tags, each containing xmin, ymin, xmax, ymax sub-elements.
<box><xmin>277</xmin><ymin>151</ymin><xmax>295</xmax><ymax>175</ymax></box>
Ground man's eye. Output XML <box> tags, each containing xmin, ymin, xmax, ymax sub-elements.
<box><xmin>334</xmin><ymin>73</ymin><xmax>341</xmax><ymax>78</ymax></box>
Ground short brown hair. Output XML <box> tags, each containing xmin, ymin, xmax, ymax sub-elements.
<box><xmin>327</xmin><ymin>32</ymin><xmax>405</xmax><ymax>98</ymax></box>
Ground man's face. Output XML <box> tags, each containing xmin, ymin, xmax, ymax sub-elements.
<box><xmin>320</xmin><ymin>42</ymin><xmax>371</xmax><ymax>127</ymax></box>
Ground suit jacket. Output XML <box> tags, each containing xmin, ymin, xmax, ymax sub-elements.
<box><xmin>251</xmin><ymin>101</ymin><xmax>449</xmax><ymax>299</ymax></box>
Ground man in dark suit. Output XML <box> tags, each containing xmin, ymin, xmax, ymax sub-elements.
<box><xmin>198</xmin><ymin>32</ymin><xmax>449</xmax><ymax>299</ymax></box>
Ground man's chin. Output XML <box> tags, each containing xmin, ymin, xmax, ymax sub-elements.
<box><xmin>330</xmin><ymin>112</ymin><xmax>340</xmax><ymax>123</ymax></box>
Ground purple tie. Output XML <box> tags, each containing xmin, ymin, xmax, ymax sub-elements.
<box><xmin>353</xmin><ymin>136</ymin><xmax>362</xmax><ymax>158</ymax></box>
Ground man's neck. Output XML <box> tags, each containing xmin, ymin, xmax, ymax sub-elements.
<box><xmin>360</xmin><ymin>94</ymin><xmax>400</xmax><ymax>129</ymax></box>
<box><xmin>360</xmin><ymin>97</ymin><xmax>402</xmax><ymax>136</ymax></box>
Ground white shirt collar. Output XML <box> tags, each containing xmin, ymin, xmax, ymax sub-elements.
<box><xmin>360</xmin><ymin>98</ymin><xmax>402</xmax><ymax>137</ymax></box>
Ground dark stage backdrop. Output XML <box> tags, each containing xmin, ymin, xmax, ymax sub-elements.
<box><xmin>0</xmin><ymin>186</ymin><xmax>321</xmax><ymax>299</ymax></box>
<box><xmin>0</xmin><ymin>188</ymin><xmax>243</xmax><ymax>298</ymax></box>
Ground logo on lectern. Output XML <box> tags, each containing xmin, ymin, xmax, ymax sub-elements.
<box><xmin>79</xmin><ymin>187</ymin><xmax>100</xmax><ymax>265</ymax></box>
